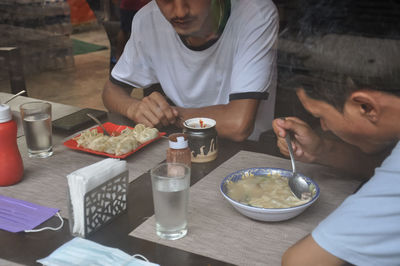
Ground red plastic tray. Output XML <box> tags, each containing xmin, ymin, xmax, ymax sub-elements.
<box><xmin>63</xmin><ymin>122</ymin><xmax>166</xmax><ymax>159</ymax></box>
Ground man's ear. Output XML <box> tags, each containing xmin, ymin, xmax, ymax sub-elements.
<box><xmin>349</xmin><ymin>91</ymin><xmax>380</xmax><ymax>123</ymax></box>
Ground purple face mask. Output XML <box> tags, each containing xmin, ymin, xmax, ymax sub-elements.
<box><xmin>0</xmin><ymin>195</ymin><xmax>59</xmax><ymax>233</ymax></box>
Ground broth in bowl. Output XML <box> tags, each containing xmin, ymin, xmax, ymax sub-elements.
<box><xmin>226</xmin><ymin>173</ymin><xmax>315</xmax><ymax>209</ymax></box>
<box><xmin>220</xmin><ymin>167</ymin><xmax>320</xmax><ymax>221</ymax></box>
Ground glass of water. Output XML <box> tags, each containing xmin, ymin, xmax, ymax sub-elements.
<box><xmin>20</xmin><ymin>102</ymin><xmax>53</xmax><ymax>158</ymax></box>
<box><xmin>150</xmin><ymin>162</ymin><xmax>191</xmax><ymax>240</ymax></box>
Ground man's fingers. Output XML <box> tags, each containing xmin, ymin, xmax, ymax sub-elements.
<box><xmin>276</xmin><ymin>117</ymin><xmax>313</xmax><ymax>139</ymax></box>
<box><xmin>126</xmin><ymin>92</ymin><xmax>178</xmax><ymax>128</ymax></box>
<box><xmin>273</xmin><ymin>118</ymin><xmax>288</xmax><ymax>137</ymax></box>
<box><xmin>277</xmin><ymin>137</ymin><xmax>290</xmax><ymax>157</ymax></box>
<box><xmin>158</xmin><ymin>105</ymin><xmax>177</xmax><ymax>125</ymax></box>
<box><xmin>146</xmin><ymin>93</ymin><xmax>178</xmax><ymax>126</ymax></box>
<box><xmin>172</xmin><ymin>108</ymin><xmax>179</xmax><ymax>117</ymax></box>
<box><xmin>140</xmin><ymin>95</ymin><xmax>167</xmax><ymax>126</ymax></box>
<box><xmin>137</xmin><ymin>107</ymin><xmax>160</xmax><ymax>127</ymax></box>
<box><xmin>285</xmin><ymin>116</ymin><xmax>309</xmax><ymax>126</ymax></box>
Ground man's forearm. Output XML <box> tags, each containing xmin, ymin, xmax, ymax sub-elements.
<box><xmin>282</xmin><ymin>235</ymin><xmax>346</xmax><ymax>266</ymax></box>
<box><xmin>102</xmin><ymin>80</ymin><xmax>138</xmax><ymax>118</ymax></box>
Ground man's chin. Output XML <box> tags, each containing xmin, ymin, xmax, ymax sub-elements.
<box><xmin>170</xmin><ymin>22</ymin><xmax>195</xmax><ymax>36</ymax></box>
<box><xmin>175</xmin><ymin>28</ymin><xmax>193</xmax><ymax>37</ymax></box>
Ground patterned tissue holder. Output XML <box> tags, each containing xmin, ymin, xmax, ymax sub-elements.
<box><xmin>67</xmin><ymin>170</ymin><xmax>129</xmax><ymax>238</ymax></box>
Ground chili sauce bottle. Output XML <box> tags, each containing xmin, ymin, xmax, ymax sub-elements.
<box><xmin>0</xmin><ymin>104</ymin><xmax>23</xmax><ymax>186</ymax></box>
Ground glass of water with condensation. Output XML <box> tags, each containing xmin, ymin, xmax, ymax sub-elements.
<box><xmin>20</xmin><ymin>102</ymin><xmax>53</xmax><ymax>158</ymax></box>
<box><xmin>151</xmin><ymin>162</ymin><xmax>190</xmax><ymax>240</ymax></box>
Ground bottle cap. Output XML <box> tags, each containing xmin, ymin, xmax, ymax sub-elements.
<box><xmin>0</xmin><ymin>104</ymin><xmax>12</xmax><ymax>123</ymax></box>
<box><xmin>169</xmin><ymin>133</ymin><xmax>188</xmax><ymax>149</ymax></box>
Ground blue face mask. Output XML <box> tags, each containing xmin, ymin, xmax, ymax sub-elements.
<box><xmin>37</xmin><ymin>237</ymin><xmax>160</xmax><ymax>266</ymax></box>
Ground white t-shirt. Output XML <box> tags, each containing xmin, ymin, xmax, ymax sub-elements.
<box><xmin>111</xmin><ymin>0</ymin><xmax>278</xmax><ymax>140</ymax></box>
<box><xmin>312</xmin><ymin>141</ymin><xmax>400</xmax><ymax>266</ymax></box>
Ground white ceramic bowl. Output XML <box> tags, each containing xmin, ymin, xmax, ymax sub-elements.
<box><xmin>220</xmin><ymin>167</ymin><xmax>320</xmax><ymax>222</ymax></box>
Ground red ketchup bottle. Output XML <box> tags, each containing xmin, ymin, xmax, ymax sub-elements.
<box><xmin>166</xmin><ymin>133</ymin><xmax>191</xmax><ymax>168</ymax></box>
<box><xmin>0</xmin><ymin>104</ymin><xmax>23</xmax><ymax>186</ymax></box>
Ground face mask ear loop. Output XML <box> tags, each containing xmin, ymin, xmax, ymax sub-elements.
<box><xmin>24</xmin><ymin>212</ymin><xmax>64</xmax><ymax>233</ymax></box>
<box><xmin>132</xmin><ymin>254</ymin><xmax>149</xmax><ymax>262</ymax></box>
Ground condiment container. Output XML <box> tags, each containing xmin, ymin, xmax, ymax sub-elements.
<box><xmin>166</xmin><ymin>133</ymin><xmax>191</xmax><ymax>168</ymax></box>
<box><xmin>183</xmin><ymin>118</ymin><xmax>218</xmax><ymax>163</ymax></box>
<box><xmin>0</xmin><ymin>104</ymin><xmax>23</xmax><ymax>186</ymax></box>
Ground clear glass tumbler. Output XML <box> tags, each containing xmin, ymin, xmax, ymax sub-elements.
<box><xmin>150</xmin><ymin>162</ymin><xmax>191</xmax><ymax>240</ymax></box>
<box><xmin>20</xmin><ymin>102</ymin><xmax>53</xmax><ymax>158</ymax></box>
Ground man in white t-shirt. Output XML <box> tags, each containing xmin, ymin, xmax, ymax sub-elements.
<box><xmin>273</xmin><ymin>70</ymin><xmax>400</xmax><ymax>263</ymax></box>
<box><xmin>102</xmin><ymin>0</ymin><xmax>278</xmax><ymax>141</ymax></box>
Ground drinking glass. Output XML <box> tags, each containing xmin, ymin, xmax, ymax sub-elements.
<box><xmin>20</xmin><ymin>102</ymin><xmax>53</xmax><ymax>158</ymax></box>
<box><xmin>150</xmin><ymin>162</ymin><xmax>190</xmax><ymax>240</ymax></box>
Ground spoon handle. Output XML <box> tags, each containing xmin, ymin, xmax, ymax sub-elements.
<box><xmin>4</xmin><ymin>90</ymin><xmax>26</xmax><ymax>104</ymax></box>
<box><xmin>285</xmin><ymin>133</ymin><xmax>296</xmax><ymax>173</ymax></box>
<box><xmin>86</xmin><ymin>113</ymin><xmax>110</xmax><ymax>137</ymax></box>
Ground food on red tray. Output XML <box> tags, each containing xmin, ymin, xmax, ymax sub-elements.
<box><xmin>74</xmin><ymin>124</ymin><xmax>159</xmax><ymax>156</ymax></box>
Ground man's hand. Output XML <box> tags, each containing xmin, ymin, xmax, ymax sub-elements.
<box><xmin>273</xmin><ymin>116</ymin><xmax>390</xmax><ymax>177</ymax></box>
<box><xmin>272</xmin><ymin>117</ymin><xmax>324</xmax><ymax>163</ymax></box>
<box><xmin>126</xmin><ymin>92</ymin><xmax>179</xmax><ymax>128</ymax></box>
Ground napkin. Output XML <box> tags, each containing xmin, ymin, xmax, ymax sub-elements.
<box><xmin>0</xmin><ymin>195</ymin><xmax>59</xmax><ymax>233</ymax></box>
<box><xmin>67</xmin><ymin>158</ymin><xmax>127</xmax><ymax>236</ymax></box>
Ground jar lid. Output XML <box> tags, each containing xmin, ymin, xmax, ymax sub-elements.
<box><xmin>169</xmin><ymin>133</ymin><xmax>188</xmax><ymax>149</ymax></box>
<box><xmin>183</xmin><ymin>117</ymin><xmax>216</xmax><ymax>130</ymax></box>
<box><xmin>0</xmin><ymin>104</ymin><xmax>12</xmax><ymax>123</ymax></box>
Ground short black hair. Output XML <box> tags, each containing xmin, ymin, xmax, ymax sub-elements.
<box><xmin>292</xmin><ymin>71</ymin><xmax>400</xmax><ymax>112</ymax></box>
<box><xmin>278</xmin><ymin>0</ymin><xmax>400</xmax><ymax>112</ymax></box>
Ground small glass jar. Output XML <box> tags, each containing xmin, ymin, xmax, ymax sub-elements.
<box><xmin>166</xmin><ymin>133</ymin><xmax>191</xmax><ymax>168</ymax></box>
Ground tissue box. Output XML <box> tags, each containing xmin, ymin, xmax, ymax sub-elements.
<box><xmin>67</xmin><ymin>170</ymin><xmax>129</xmax><ymax>237</ymax></box>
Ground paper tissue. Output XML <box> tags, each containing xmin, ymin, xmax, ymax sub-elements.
<box><xmin>67</xmin><ymin>158</ymin><xmax>128</xmax><ymax>237</ymax></box>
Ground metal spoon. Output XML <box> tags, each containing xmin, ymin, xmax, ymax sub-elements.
<box><xmin>3</xmin><ymin>90</ymin><xmax>26</xmax><ymax>104</ymax></box>
<box><xmin>285</xmin><ymin>133</ymin><xmax>310</xmax><ymax>199</ymax></box>
<box><xmin>86</xmin><ymin>113</ymin><xmax>111</xmax><ymax>137</ymax></box>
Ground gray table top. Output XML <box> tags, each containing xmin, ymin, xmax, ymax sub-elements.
<box><xmin>0</xmin><ymin>93</ymin><xmax>362</xmax><ymax>266</ymax></box>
